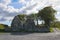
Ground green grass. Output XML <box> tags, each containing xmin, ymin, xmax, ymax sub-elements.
<box><xmin>50</xmin><ymin>27</ymin><xmax>54</xmax><ymax>32</ymax></box>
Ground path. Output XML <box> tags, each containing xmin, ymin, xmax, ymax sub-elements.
<box><xmin>0</xmin><ymin>28</ymin><xmax>60</xmax><ymax>40</ymax></box>
<box><xmin>0</xmin><ymin>32</ymin><xmax>60</xmax><ymax>40</ymax></box>
<box><xmin>53</xmin><ymin>28</ymin><xmax>60</xmax><ymax>32</ymax></box>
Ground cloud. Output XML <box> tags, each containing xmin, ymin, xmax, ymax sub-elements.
<box><xmin>0</xmin><ymin>3</ymin><xmax>19</xmax><ymax>13</ymax></box>
<box><xmin>55</xmin><ymin>12</ymin><xmax>60</xmax><ymax>21</ymax></box>
<box><xmin>4</xmin><ymin>17</ymin><xmax>14</xmax><ymax>21</ymax></box>
<box><xmin>56</xmin><ymin>16</ymin><xmax>60</xmax><ymax>21</ymax></box>
<box><xmin>0</xmin><ymin>0</ymin><xmax>60</xmax><ymax>26</ymax></box>
<box><xmin>54</xmin><ymin>5</ymin><xmax>60</xmax><ymax>12</ymax></box>
<box><xmin>7</xmin><ymin>6</ymin><xmax>19</xmax><ymax>13</ymax></box>
<box><xmin>0</xmin><ymin>17</ymin><xmax>6</xmax><ymax>21</ymax></box>
<box><xmin>0</xmin><ymin>0</ymin><xmax>11</xmax><ymax>5</ymax></box>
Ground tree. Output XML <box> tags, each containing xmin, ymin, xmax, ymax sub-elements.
<box><xmin>38</xmin><ymin>6</ymin><xmax>56</xmax><ymax>28</ymax></box>
<box><xmin>29</xmin><ymin>13</ymin><xmax>39</xmax><ymax>26</ymax></box>
<box><xmin>18</xmin><ymin>14</ymin><xmax>26</xmax><ymax>21</ymax></box>
<box><xmin>18</xmin><ymin>14</ymin><xmax>26</xmax><ymax>27</ymax></box>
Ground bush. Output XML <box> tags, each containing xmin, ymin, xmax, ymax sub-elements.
<box><xmin>50</xmin><ymin>27</ymin><xmax>54</xmax><ymax>32</ymax></box>
<box><xmin>0</xmin><ymin>29</ymin><xmax>5</xmax><ymax>32</ymax></box>
<box><xmin>50</xmin><ymin>21</ymin><xmax>60</xmax><ymax>30</ymax></box>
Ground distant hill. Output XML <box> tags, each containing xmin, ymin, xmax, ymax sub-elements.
<box><xmin>0</xmin><ymin>24</ymin><xmax>7</xmax><ymax>29</ymax></box>
<box><xmin>0</xmin><ymin>24</ymin><xmax>11</xmax><ymax>32</ymax></box>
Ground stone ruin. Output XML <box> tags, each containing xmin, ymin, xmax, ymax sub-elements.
<box><xmin>11</xmin><ymin>15</ymin><xmax>50</xmax><ymax>32</ymax></box>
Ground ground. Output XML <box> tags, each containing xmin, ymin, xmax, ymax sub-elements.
<box><xmin>0</xmin><ymin>28</ymin><xmax>60</xmax><ymax>40</ymax></box>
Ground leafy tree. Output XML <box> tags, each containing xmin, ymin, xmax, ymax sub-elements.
<box><xmin>18</xmin><ymin>14</ymin><xmax>26</xmax><ymax>21</ymax></box>
<box><xmin>18</xmin><ymin>14</ymin><xmax>26</xmax><ymax>27</ymax></box>
<box><xmin>29</xmin><ymin>13</ymin><xmax>39</xmax><ymax>26</ymax></box>
<box><xmin>38</xmin><ymin>6</ymin><xmax>56</xmax><ymax>28</ymax></box>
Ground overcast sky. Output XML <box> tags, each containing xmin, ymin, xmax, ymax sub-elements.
<box><xmin>0</xmin><ymin>0</ymin><xmax>60</xmax><ymax>26</ymax></box>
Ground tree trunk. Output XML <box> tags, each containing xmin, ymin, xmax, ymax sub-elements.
<box><xmin>45</xmin><ymin>20</ymin><xmax>50</xmax><ymax>32</ymax></box>
<box><xmin>36</xmin><ymin>18</ymin><xmax>38</xmax><ymax>26</ymax></box>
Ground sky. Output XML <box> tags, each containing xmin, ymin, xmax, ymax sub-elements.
<box><xmin>0</xmin><ymin>0</ymin><xmax>60</xmax><ymax>26</ymax></box>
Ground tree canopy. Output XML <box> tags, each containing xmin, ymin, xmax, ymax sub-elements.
<box><xmin>38</xmin><ymin>6</ymin><xmax>56</xmax><ymax>27</ymax></box>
